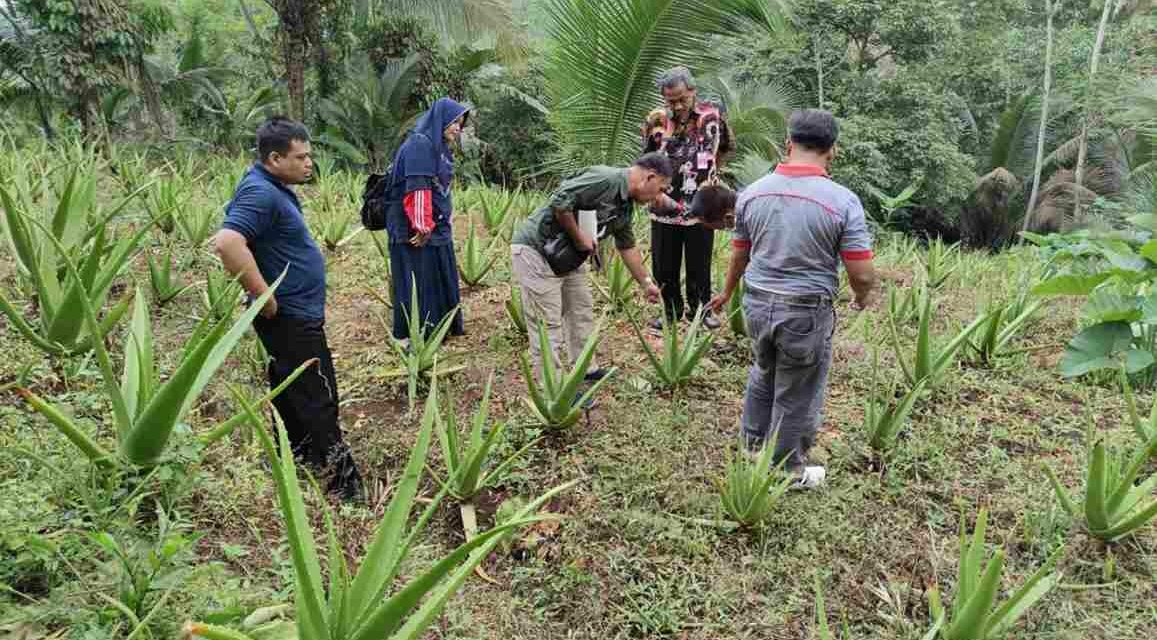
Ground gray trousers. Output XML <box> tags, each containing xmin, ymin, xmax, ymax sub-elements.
<box><xmin>511</xmin><ymin>245</ymin><xmax>597</xmax><ymax>378</ymax></box>
<box><xmin>741</xmin><ymin>288</ymin><xmax>835</xmax><ymax>470</ymax></box>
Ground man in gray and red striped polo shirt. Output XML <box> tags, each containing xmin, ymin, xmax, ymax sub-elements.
<box><xmin>709</xmin><ymin>109</ymin><xmax>878</xmax><ymax>489</ymax></box>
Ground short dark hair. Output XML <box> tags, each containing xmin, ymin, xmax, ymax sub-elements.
<box><xmin>788</xmin><ymin>109</ymin><xmax>839</xmax><ymax>152</ymax></box>
<box><xmin>256</xmin><ymin>116</ymin><xmax>311</xmax><ymax>162</ymax></box>
<box><xmin>691</xmin><ymin>185</ymin><xmax>737</xmax><ymax>224</ymax></box>
<box><xmin>633</xmin><ymin>152</ymin><xmax>674</xmax><ymax>179</ymax></box>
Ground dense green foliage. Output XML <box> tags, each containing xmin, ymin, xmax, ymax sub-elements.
<box><xmin>1</xmin><ymin>2</ymin><xmax>1156</xmax><ymax>638</ymax></box>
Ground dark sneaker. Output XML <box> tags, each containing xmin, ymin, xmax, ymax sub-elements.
<box><xmin>701</xmin><ymin>311</ymin><xmax>722</xmax><ymax>330</ymax></box>
<box><xmin>584</xmin><ymin>368</ymin><xmax>611</xmax><ymax>382</ymax></box>
<box><xmin>573</xmin><ymin>390</ymin><xmax>596</xmax><ymax>410</ymax></box>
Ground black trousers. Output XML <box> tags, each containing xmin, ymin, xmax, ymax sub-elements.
<box><xmin>253</xmin><ymin>315</ymin><xmax>362</xmax><ymax>498</ymax></box>
<box><xmin>651</xmin><ymin>221</ymin><xmax>715</xmax><ymax>321</ymax></box>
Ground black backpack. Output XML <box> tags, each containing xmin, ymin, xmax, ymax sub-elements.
<box><xmin>360</xmin><ymin>169</ymin><xmax>394</xmax><ymax>231</ymax></box>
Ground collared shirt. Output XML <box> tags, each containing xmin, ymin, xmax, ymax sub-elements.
<box><xmin>511</xmin><ymin>166</ymin><xmax>637</xmax><ymax>253</ymax></box>
<box><xmin>643</xmin><ymin>102</ymin><xmax>729</xmax><ymax>226</ymax></box>
<box><xmin>733</xmin><ymin>163</ymin><xmax>873</xmax><ymax>298</ymax></box>
<box><xmin>222</xmin><ymin>164</ymin><xmax>327</xmax><ymax>320</ymax></box>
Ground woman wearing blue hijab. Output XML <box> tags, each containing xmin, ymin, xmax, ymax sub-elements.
<box><xmin>385</xmin><ymin>97</ymin><xmax>469</xmax><ymax>340</ymax></box>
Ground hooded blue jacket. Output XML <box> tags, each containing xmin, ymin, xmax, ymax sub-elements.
<box><xmin>385</xmin><ymin>97</ymin><xmax>468</xmax><ymax>246</ymax></box>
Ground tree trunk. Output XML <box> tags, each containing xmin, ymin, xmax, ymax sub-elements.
<box><xmin>815</xmin><ymin>35</ymin><xmax>824</xmax><ymax>109</ymax></box>
<box><xmin>135</xmin><ymin>53</ymin><xmax>168</xmax><ymax>138</ymax></box>
<box><xmin>1072</xmin><ymin>0</ymin><xmax>1115</xmax><ymax>222</ymax></box>
<box><xmin>1022</xmin><ymin>0</ymin><xmax>1056</xmax><ymax>235</ymax></box>
<box><xmin>273</xmin><ymin>0</ymin><xmax>311</xmax><ymax>122</ymax></box>
<box><xmin>285</xmin><ymin>42</ymin><xmax>307</xmax><ymax>121</ymax></box>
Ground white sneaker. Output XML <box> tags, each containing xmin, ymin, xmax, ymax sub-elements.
<box><xmin>790</xmin><ymin>466</ymin><xmax>826</xmax><ymax>491</ymax></box>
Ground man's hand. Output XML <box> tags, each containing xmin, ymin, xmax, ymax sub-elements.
<box><xmin>410</xmin><ymin>230</ymin><xmax>432</xmax><ymax>247</ymax></box>
<box><xmin>575</xmin><ymin>231</ymin><xmax>597</xmax><ymax>254</ymax></box>
<box><xmin>643</xmin><ymin>280</ymin><xmax>661</xmax><ymax>304</ymax></box>
<box><xmin>707</xmin><ymin>291</ymin><xmax>730</xmax><ymax>314</ymax></box>
<box><xmin>261</xmin><ymin>296</ymin><xmax>279</xmax><ymax>319</ymax></box>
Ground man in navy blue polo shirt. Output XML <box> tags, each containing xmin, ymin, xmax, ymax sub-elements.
<box><xmin>212</xmin><ymin>116</ymin><xmax>362</xmax><ymax>501</ymax></box>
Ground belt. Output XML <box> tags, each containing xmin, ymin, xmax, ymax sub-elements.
<box><xmin>745</xmin><ymin>288</ymin><xmax>832</xmax><ymax>307</ymax></box>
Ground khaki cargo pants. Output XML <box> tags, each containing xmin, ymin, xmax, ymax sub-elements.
<box><xmin>511</xmin><ymin>244</ymin><xmax>597</xmax><ymax>378</ymax></box>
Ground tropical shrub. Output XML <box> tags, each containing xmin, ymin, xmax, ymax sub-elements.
<box><xmin>0</xmin><ymin>171</ymin><xmax>151</xmax><ymax>357</ymax></box>
<box><xmin>863</xmin><ymin>348</ymin><xmax>928</xmax><ymax>454</ymax></box>
<box><xmin>1045</xmin><ymin>421</ymin><xmax>1157</xmax><ymax>542</ymax></box>
<box><xmin>183</xmin><ymin>381</ymin><xmax>571</xmax><ymax>640</ymax></box>
<box><xmin>17</xmin><ymin>273</ymin><xmax>306</xmax><ymax>469</ymax></box>
<box><xmin>519</xmin><ymin>321</ymin><xmax>614</xmax><ymax>430</ymax></box>
<box><xmin>887</xmin><ymin>288</ymin><xmax>989</xmax><ymax>392</ymax></box>
<box><xmin>927</xmin><ymin>509</ymin><xmax>1064</xmax><ymax>640</ymax></box>
<box><xmin>629</xmin><ymin>307</ymin><xmax>715</xmax><ymax>389</ymax></box>
<box><xmin>147</xmin><ymin>248</ymin><xmax>194</xmax><ymax>306</ymax></box>
<box><xmin>457</xmin><ymin>215</ymin><xmax>502</xmax><ymax>287</ymax></box>
<box><xmin>505</xmin><ymin>284</ymin><xmax>527</xmax><ymax>335</ymax></box>
<box><xmin>718</xmin><ymin>440</ymin><xmax>793</xmax><ymax>529</ymax></box>
<box><xmin>1028</xmin><ymin>216</ymin><xmax>1157</xmax><ymax>385</ymax></box>
<box><xmin>386</xmin><ymin>277</ymin><xmax>464</xmax><ymax>410</ymax></box>
<box><xmin>590</xmin><ymin>251</ymin><xmax>636</xmax><ymax>311</ymax></box>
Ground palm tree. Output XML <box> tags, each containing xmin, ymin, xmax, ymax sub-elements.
<box><xmin>316</xmin><ymin>54</ymin><xmax>423</xmax><ymax>172</ymax></box>
<box><xmin>541</xmin><ymin>0</ymin><xmax>791</xmax><ymax>171</ymax></box>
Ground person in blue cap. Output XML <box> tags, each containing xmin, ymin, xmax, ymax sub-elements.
<box><xmin>384</xmin><ymin>97</ymin><xmax>470</xmax><ymax>342</ymax></box>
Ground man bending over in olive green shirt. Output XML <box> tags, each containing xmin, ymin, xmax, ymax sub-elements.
<box><xmin>511</xmin><ymin>153</ymin><xmax>671</xmax><ymax>393</ymax></box>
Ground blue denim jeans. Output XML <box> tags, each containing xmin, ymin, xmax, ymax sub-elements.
<box><xmin>740</xmin><ymin>289</ymin><xmax>835</xmax><ymax>470</ymax></box>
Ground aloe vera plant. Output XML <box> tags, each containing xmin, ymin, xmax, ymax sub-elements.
<box><xmin>16</xmin><ymin>264</ymin><xmax>304</xmax><ymax>468</ymax></box>
<box><xmin>519</xmin><ymin>321</ymin><xmax>615</xmax><ymax>430</ymax></box>
<box><xmin>887</xmin><ymin>288</ymin><xmax>989</xmax><ymax>391</ymax></box>
<box><xmin>924</xmin><ymin>239</ymin><xmax>960</xmax><ymax>291</ymax></box>
<box><xmin>146</xmin><ymin>175</ymin><xmax>181</xmax><ymax>235</ymax></box>
<box><xmin>203</xmin><ymin>269</ymin><xmax>244</xmax><ymax>320</ymax></box>
<box><xmin>718</xmin><ymin>440</ymin><xmax>793</xmax><ymax>529</ymax></box>
<box><xmin>1044</xmin><ymin>423</ymin><xmax>1157</xmax><ymax>542</ymax></box>
<box><xmin>888</xmin><ymin>281</ymin><xmax>923</xmax><ymax>326</ymax></box>
<box><xmin>310</xmin><ymin>161</ymin><xmax>364</xmax><ymax>251</ymax></box>
<box><xmin>927</xmin><ymin>509</ymin><xmax>1063</xmax><ymax>640</ymax></box>
<box><xmin>477</xmin><ymin>187</ymin><xmax>518</xmax><ymax>234</ymax></box>
<box><xmin>0</xmin><ymin>178</ymin><xmax>153</xmax><ymax>357</ymax></box>
<box><xmin>506</xmin><ymin>284</ymin><xmax>527</xmax><ymax>335</ymax></box>
<box><xmin>386</xmin><ymin>276</ymin><xmax>464</xmax><ymax>410</ymax></box>
<box><xmin>629</xmin><ymin>307</ymin><xmax>715</xmax><ymax>389</ymax></box>
<box><xmin>967</xmin><ymin>296</ymin><xmax>1045</xmax><ymax>365</ymax></box>
<box><xmin>457</xmin><ymin>215</ymin><xmax>502</xmax><ymax>287</ymax></box>
<box><xmin>148</xmin><ymin>249</ymin><xmax>195</xmax><ymax>306</ymax></box>
<box><xmin>182</xmin><ymin>380</ymin><xmax>573</xmax><ymax>640</ymax></box>
<box><xmin>435</xmin><ymin>375</ymin><xmax>538</xmax><ymax>557</ymax></box>
<box><xmin>174</xmin><ymin>201</ymin><xmax>220</xmax><ymax>250</ymax></box>
<box><xmin>864</xmin><ymin>348</ymin><xmax>929</xmax><ymax>452</ymax></box>
<box><xmin>590</xmin><ymin>252</ymin><xmax>636</xmax><ymax>310</ymax></box>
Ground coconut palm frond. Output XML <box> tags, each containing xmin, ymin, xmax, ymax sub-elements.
<box><xmin>542</xmin><ymin>0</ymin><xmax>790</xmax><ymax>172</ymax></box>
<box><xmin>704</xmin><ymin>75</ymin><xmax>798</xmax><ymax>160</ymax></box>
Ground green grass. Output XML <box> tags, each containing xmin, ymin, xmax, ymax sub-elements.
<box><xmin>0</xmin><ymin>159</ymin><xmax>1154</xmax><ymax>639</ymax></box>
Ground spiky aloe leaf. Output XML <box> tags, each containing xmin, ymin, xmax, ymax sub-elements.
<box><xmin>945</xmin><ymin>551</ymin><xmax>1004</xmax><ymax>639</ymax></box>
<box><xmin>16</xmin><ymin>388</ymin><xmax>115</xmax><ymax>468</ymax></box>
<box><xmin>383</xmin><ymin>481</ymin><xmax>578</xmax><ymax>640</ymax></box>
<box><xmin>200</xmin><ymin>358</ymin><xmax>320</xmax><ymax>447</ymax></box>
<box><xmin>344</xmin><ymin>375</ymin><xmax>440</xmax><ymax>632</ymax></box>
<box><xmin>1043</xmin><ymin>464</ymin><xmax>1080</xmax><ymax>517</ymax></box>
<box><xmin>243</xmin><ymin>396</ymin><xmax>328</xmax><ymax>640</ymax></box>
<box><xmin>981</xmin><ymin>545</ymin><xmax>1063</xmax><ymax>638</ymax></box>
<box><xmin>1085</xmin><ymin>442</ymin><xmax>1111</xmax><ymax>534</ymax></box>
<box><xmin>548</xmin><ymin>321</ymin><xmax>606</xmax><ymax>418</ymax></box>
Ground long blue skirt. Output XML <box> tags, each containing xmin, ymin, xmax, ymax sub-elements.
<box><xmin>390</xmin><ymin>243</ymin><xmax>465</xmax><ymax>340</ymax></box>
